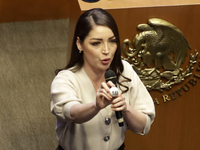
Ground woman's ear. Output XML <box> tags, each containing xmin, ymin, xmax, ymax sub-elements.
<box><xmin>76</xmin><ymin>37</ymin><xmax>83</xmax><ymax>52</ymax></box>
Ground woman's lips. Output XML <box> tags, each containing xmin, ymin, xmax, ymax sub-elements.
<box><xmin>101</xmin><ymin>58</ymin><xmax>110</xmax><ymax>65</ymax></box>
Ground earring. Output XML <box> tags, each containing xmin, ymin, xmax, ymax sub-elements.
<box><xmin>79</xmin><ymin>50</ymin><xmax>82</xmax><ymax>53</ymax></box>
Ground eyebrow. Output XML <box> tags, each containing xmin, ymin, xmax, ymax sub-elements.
<box><xmin>90</xmin><ymin>35</ymin><xmax>116</xmax><ymax>41</ymax></box>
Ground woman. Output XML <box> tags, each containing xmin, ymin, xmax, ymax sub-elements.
<box><xmin>51</xmin><ymin>8</ymin><xmax>155</xmax><ymax>150</ymax></box>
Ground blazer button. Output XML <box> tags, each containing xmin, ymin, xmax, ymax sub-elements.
<box><xmin>104</xmin><ymin>136</ymin><xmax>110</xmax><ymax>142</ymax></box>
<box><xmin>105</xmin><ymin>118</ymin><xmax>111</xmax><ymax>125</ymax></box>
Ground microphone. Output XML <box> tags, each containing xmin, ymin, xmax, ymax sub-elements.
<box><xmin>105</xmin><ymin>69</ymin><xmax>124</xmax><ymax>127</ymax></box>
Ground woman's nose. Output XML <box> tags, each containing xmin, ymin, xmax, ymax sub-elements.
<box><xmin>102</xmin><ymin>43</ymin><xmax>109</xmax><ymax>54</ymax></box>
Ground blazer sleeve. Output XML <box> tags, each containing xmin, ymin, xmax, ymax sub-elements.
<box><xmin>122</xmin><ymin>60</ymin><xmax>155</xmax><ymax>135</ymax></box>
<box><xmin>50</xmin><ymin>70</ymin><xmax>82</xmax><ymax>122</ymax></box>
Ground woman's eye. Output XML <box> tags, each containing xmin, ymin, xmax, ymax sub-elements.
<box><xmin>109</xmin><ymin>39</ymin><xmax>117</xmax><ymax>43</ymax></box>
<box><xmin>91</xmin><ymin>42</ymin><xmax>101</xmax><ymax>46</ymax></box>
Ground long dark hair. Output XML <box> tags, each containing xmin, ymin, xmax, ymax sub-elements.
<box><xmin>56</xmin><ymin>8</ymin><xmax>131</xmax><ymax>93</ymax></box>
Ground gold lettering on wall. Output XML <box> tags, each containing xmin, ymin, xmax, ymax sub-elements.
<box><xmin>154</xmin><ymin>98</ymin><xmax>160</xmax><ymax>105</ymax></box>
<box><xmin>162</xmin><ymin>95</ymin><xmax>171</xmax><ymax>103</ymax></box>
<box><xmin>153</xmin><ymin>57</ymin><xmax>200</xmax><ymax>105</ymax></box>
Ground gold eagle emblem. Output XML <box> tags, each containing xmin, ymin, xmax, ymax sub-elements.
<box><xmin>122</xmin><ymin>18</ymin><xmax>198</xmax><ymax>91</ymax></box>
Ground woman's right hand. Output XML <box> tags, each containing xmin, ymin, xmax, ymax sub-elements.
<box><xmin>95</xmin><ymin>81</ymin><xmax>115</xmax><ymax>110</ymax></box>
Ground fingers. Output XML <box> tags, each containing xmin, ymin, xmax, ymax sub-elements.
<box><xmin>97</xmin><ymin>88</ymin><xmax>112</xmax><ymax>100</ymax></box>
<box><xmin>100</xmin><ymin>82</ymin><xmax>110</xmax><ymax>93</ymax></box>
<box><xmin>101</xmin><ymin>81</ymin><xmax>115</xmax><ymax>89</ymax></box>
<box><xmin>96</xmin><ymin>81</ymin><xmax>124</xmax><ymax>110</ymax></box>
<box><xmin>96</xmin><ymin>87</ymin><xmax>113</xmax><ymax>109</ymax></box>
<box><xmin>98</xmin><ymin>81</ymin><xmax>115</xmax><ymax>100</ymax></box>
<box><xmin>107</xmin><ymin>81</ymin><xmax>116</xmax><ymax>87</ymax></box>
<box><xmin>111</xmin><ymin>95</ymin><xmax>127</xmax><ymax>111</ymax></box>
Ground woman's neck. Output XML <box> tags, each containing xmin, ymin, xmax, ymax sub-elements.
<box><xmin>83</xmin><ymin>66</ymin><xmax>106</xmax><ymax>91</ymax></box>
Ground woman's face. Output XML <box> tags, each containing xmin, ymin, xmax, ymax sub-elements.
<box><xmin>77</xmin><ymin>25</ymin><xmax>117</xmax><ymax>73</ymax></box>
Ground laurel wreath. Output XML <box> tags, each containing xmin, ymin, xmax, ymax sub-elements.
<box><xmin>122</xmin><ymin>50</ymin><xmax>198</xmax><ymax>91</ymax></box>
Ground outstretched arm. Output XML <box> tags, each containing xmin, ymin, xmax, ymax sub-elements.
<box><xmin>65</xmin><ymin>81</ymin><xmax>114</xmax><ymax>124</ymax></box>
<box><xmin>67</xmin><ymin>102</ymin><xmax>100</xmax><ymax>124</ymax></box>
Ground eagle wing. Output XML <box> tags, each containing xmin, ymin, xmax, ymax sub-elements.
<box><xmin>147</xmin><ymin>18</ymin><xmax>191</xmax><ymax>69</ymax></box>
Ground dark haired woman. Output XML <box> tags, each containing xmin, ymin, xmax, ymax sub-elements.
<box><xmin>51</xmin><ymin>8</ymin><xmax>155</xmax><ymax>150</ymax></box>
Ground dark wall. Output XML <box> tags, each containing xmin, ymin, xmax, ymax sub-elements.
<box><xmin>0</xmin><ymin>0</ymin><xmax>69</xmax><ymax>23</ymax></box>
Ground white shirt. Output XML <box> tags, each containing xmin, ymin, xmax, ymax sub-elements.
<box><xmin>51</xmin><ymin>60</ymin><xmax>155</xmax><ymax>150</ymax></box>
